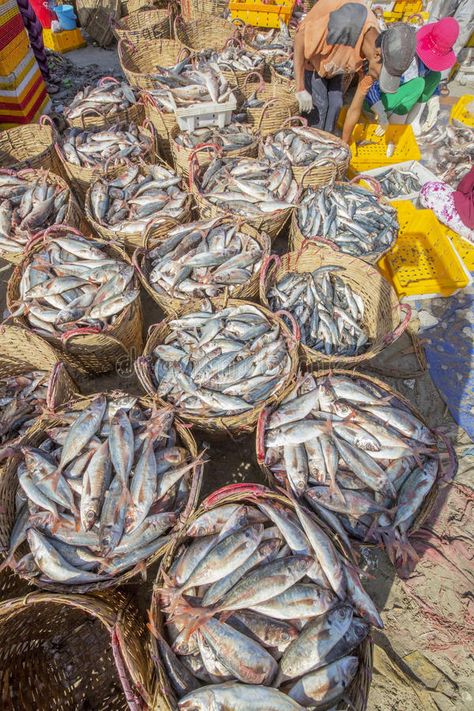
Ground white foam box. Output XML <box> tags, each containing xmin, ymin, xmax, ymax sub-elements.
<box><xmin>362</xmin><ymin>160</ymin><xmax>439</xmax><ymax>204</ymax></box>
<box><xmin>170</xmin><ymin>91</ymin><xmax>237</xmax><ymax>131</ymax></box>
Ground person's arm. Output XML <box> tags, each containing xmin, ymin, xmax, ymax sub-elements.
<box><xmin>342</xmin><ymin>77</ymin><xmax>372</xmax><ymax>144</ymax></box>
<box><xmin>294</xmin><ymin>28</ymin><xmax>306</xmax><ymax>93</ymax></box>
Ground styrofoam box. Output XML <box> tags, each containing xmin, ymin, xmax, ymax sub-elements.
<box><xmin>170</xmin><ymin>91</ymin><xmax>237</xmax><ymax>131</ymax></box>
<box><xmin>362</xmin><ymin>160</ymin><xmax>440</xmax><ymax>204</ymax></box>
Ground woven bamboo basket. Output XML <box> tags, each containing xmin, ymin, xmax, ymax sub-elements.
<box><xmin>0</xmin><ymin>166</ymin><xmax>83</xmax><ymax>264</ymax></box>
<box><xmin>135</xmin><ymin>296</ymin><xmax>300</xmax><ymax>435</ymax></box>
<box><xmin>0</xmin><ymin>591</ymin><xmax>154</xmax><ymax>709</ymax></box>
<box><xmin>256</xmin><ymin>369</ymin><xmax>457</xmax><ymax>555</ymax></box>
<box><xmin>180</xmin><ymin>0</ymin><xmax>229</xmax><ymax>20</ymax></box>
<box><xmin>238</xmin><ymin>71</ymin><xmax>299</xmax><ymax>137</ymax></box>
<box><xmin>121</xmin><ymin>0</ymin><xmax>168</xmax><ymax>15</ymax></box>
<box><xmin>65</xmin><ymin>77</ymin><xmax>145</xmax><ymax>130</ymax></box>
<box><xmin>290</xmin><ymin>175</ymin><xmax>396</xmax><ymax>265</ymax></box>
<box><xmin>141</xmin><ymin>92</ymin><xmax>178</xmax><ymax>166</ymax></box>
<box><xmin>189</xmin><ymin>145</ymin><xmax>295</xmax><ymax>241</ymax></box>
<box><xmin>113</xmin><ymin>5</ymin><xmax>175</xmax><ymax>42</ymax></box>
<box><xmin>0</xmin><ymin>392</ymin><xmax>203</xmax><ymax>593</ymax></box>
<box><xmin>55</xmin><ymin>121</ymin><xmax>157</xmax><ymax>204</ymax></box>
<box><xmin>269</xmin><ymin>61</ymin><xmax>295</xmax><ymax>92</ymax></box>
<box><xmin>85</xmin><ymin>160</ymin><xmax>193</xmax><ymax>253</ymax></box>
<box><xmin>118</xmin><ymin>38</ymin><xmax>184</xmax><ymax>91</ymax></box>
<box><xmin>169</xmin><ymin>123</ymin><xmax>259</xmax><ymax>178</ymax></box>
<box><xmin>133</xmin><ymin>216</ymin><xmax>271</xmax><ymax>315</ymax></box>
<box><xmin>215</xmin><ymin>37</ymin><xmax>266</xmax><ymax>91</ymax></box>
<box><xmin>260</xmin><ymin>116</ymin><xmax>350</xmax><ymax>187</ymax></box>
<box><xmin>149</xmin><ymin>483</ymin><xmax>373</xmax><ymax>711</ymax></box>
<box><xmin>259</xmin><ymin>243</ymin><xmax>411</xmax><ymax>367</ymax></box>
<box><xmin>0</xmin><ymin>116</ymin><xmax>62</xmax><ymax>176</ymax></box>
<box><xmin>174</xmin><ymin>14</ymin><xmax>235</xmax><ymax>52</ymax></box>
<box><xmin>6</xmin><ymin>225</ymin><xmax>144</xmax><ymax>375</ymax></box>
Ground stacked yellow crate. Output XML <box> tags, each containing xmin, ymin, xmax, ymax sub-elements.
<box><xmin>0</xmin><ymin>0</ymin><xmax>51</xmax><ymax>128</ymax></box>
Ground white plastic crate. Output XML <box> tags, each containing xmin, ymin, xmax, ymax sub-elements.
<box><xmin>170</xmin><ymin>92</ymin><xmax>237</xmax><ymax>131</ymax></box>
<box><xmin>362</xmin><ymin>160</ymin><xmax>439</xmax><ymax>204</ymax></box>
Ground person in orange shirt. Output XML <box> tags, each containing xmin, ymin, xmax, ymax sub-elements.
<box><xmin>294</xmin><ymin>0</ymin><xmax>416</xmax><ymax>134</ymax></box>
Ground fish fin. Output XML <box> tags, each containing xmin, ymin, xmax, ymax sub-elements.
<box><xmin>147</xmin><ymin>609</ymin><xmax>160</xmax><ymax>640</ymax></box>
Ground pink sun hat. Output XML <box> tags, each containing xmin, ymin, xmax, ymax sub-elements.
<box><xmin>416</xmin><ymin>17</ymin><xmax>460</xmax><ymax>71</ymax></box>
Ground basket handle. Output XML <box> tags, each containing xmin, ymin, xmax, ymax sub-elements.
<box><xmin>281</xmin><ymin>115</ymin><xmax>308</xmax><ymax>129</ymax></box>
<box><xmin>119</xmin><ymin>37</ymin><xmax>137</xmax><ymax>55</ymax></box>
<box><xmin>188</xmin><ymin>142</ymin><xmax>222</xmax><ymax>192</ymax></box>
<box><xmin>256</xmin><ymin>406</ymin><xmax>271</xmax><ymax>464</ymax></box>
<box><xmin>433</xmin><ymin>429</ymin><xmax>458</xmax><ymax>483</ymax></box>
<box><xmin>225</xmin><ymin>35</ymin><xmax>242</xmax><ymax>49</ymax></box>
<box><xmin>259</xmin><ymin>253</ymin><xmax>281</xmax><ymax>294</ymax></box>
<box><xmin>300</xmin><ymin>157</ymin><xmax>338</xmax><ymax>187</ymax></box>
<box><xmin>202</xmin><ymin>483</ymin><xmax>269</xmax><ymax>509</ymax></box>
<box><xmin>256</xmin><ymin>99</ymin><xmax>282</xmax><ymax>131</ymax></box>
<box><xmin>382</xmin><ymin>302</ymin><xmax>412</xmax><ymax>346</ymax></box>
<box><xmin>242</xmin><ymin>71</ymin><xmax>265</xmax><ymax>93</ymax></box>
<box><xmin>131</xmin><ymin>247</ymin><xmax>148</xmax><ymax>283</ymax></box>
<box><xmin>407</xmin><ymin>13</ymin><xmax>424</xmax><ymax>24</ymax></box>
<box><xmin>143</xmin><ymin>215</ymin><xmax>180</xmax><ymax>250</ymax></box>
<box><xmin>135</xmin><ymin>355</ymin><xmax>157</xmax><ymax>397</ymax></box>
<box><xmin>99</xmin><ymin>76</ymin><xmax>120</xmax><ymax>87</ymax></box>
<box><xmin>350</xmin><ymin>174</ymin><xmax>382</xmax><ymax>198</ymax></box>
<box><xmin>275</xmin><ymin>309</ymin><xmax>301</xmax><ymax>342</ymax></box>
<box><xmin>39</xmin><ymin>113</ymin><xmax>59</xmax><ymax>137</ymax></box>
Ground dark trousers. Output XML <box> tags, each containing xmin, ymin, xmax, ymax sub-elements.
<box><xmin>304</xmin><ymin>70</ymin><xmax>344</xmax><ymax>132</ymax></box>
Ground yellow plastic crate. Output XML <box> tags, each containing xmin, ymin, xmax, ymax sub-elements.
<box><xmin>450</xmin><ymin>95</ymin><xmax>474</xmax><ymax>128</ymax></box>
<box><xmin>0</xmin><ymin>29</ymin><xmax>30</xmax><ymax>76</ymax></box>
<box><xmin>467</xmin><ymin>32</ymin><xmax>473</xmax><ymax>48</ymax></box>
<box><xmin>378</xmin><ymin>202</ymin><xmax>470</xmax><ymax>297</ymax></box>
<box><xmin>446</xmin><ymin>227</ymin><xmax>474</xmax><ymax>273</ymax></box>
<box><xmin>383</xmin><ymin>10</ymin><xmax>403</xmax><ymax>22</ymax></box>
<box><xmin>349</xmin><ymin>123</ymin><xmax>421</xmax><ymax>174</ymax></box>
<box><xmin>43</xmin><ymin>28</ymin><xmax>86</xmax><ymax>53</ymax></box>
<box><xmin>229</xmin><ymin>0</ymin><xmax>295</xmax><ymax>28</ymax></box>
<box><xmin>0</xmin><ymin>50</ymin><xmax>35</xmax><ymax>91</ymax></box>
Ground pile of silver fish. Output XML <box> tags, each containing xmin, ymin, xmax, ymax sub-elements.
<box><xmin>174</xmin><ymin>124</ymin><xmax>255</xmax><ymax>153</ymax></box>
<box><xmin>16</xmin><ymin>232</ymin><xmax>139</xmax><ymax>337</ymax></box>
<box><xmin>61</xmin><ymin>123</ymin><xmax>150</xmax><ymax>168</ymax></box>
<box><xmin>198</xmin><ymin>157</ymin><xmax>298</xmax><ymax>218</ymax></box>
<box><xmin>262</xmin><ymin>126</ymin><xmax>350</xmax><ymax>167</ymax></box>
<box><xmin>376</xmin><ymin>167</ymin><xmax>423</xmax><ymax>198</ymax></box>
<box><xmin>417</xmin><ymin>124</ymin><xmax>474</xmax><ymax>186</ymax></box>
<box><xmin>155</xmin><ymin>495</ymin><xmax>381</xmax><ymax>710</ymax></box>
<box><xmin>0</xmin><ymin>173</ymin><xmax>70</xmax><ymax>255</ymax></box>
<box><xmin>64</xmin><ymin>80</ymin><xmax>137</xmax><ymax>120</ymax></box>
<box><xmin>245</xmin><ymin>21</ymin><xmax>293</xmax><ymax>58</ymax></box>
<box><xmin>153</xmin><ymin>59</ymin><xmax>233</xmax><ymax>107</ymax></box>
<box><xmin>200</xmin><ymin>46</ymin><xmax>264</xmax><ymax>74</ymax></box>
<box><xmin>2</xmin><ymin>396</ymin><xmax>201</xmax><ymax>584</ymax></box>
<box><xmin>0</xmin><ymin>371</ymin><xmax>48</xmax><ymax>445</ymax></box>
<box><xmin>146</xmin><ymin>88</ymin><xmax>175</xmax><ymax>114</ymax></box>
<box><xmin>144</xmin><ymin>219</ymin><xmax>266</xmax><ymax>301</ymax></box>
<box><xmin>150</xmin><ymin>303</ymin><xmax>292</xmax><ymax>417</ymax></box>
<box><xmin>271</xmin><ymin>56</ymin><xmax>294</xmax><ymax>81</ymax></box>
<box><xmin>263</xmin><ymin>373</ymin><xmax>440</xmax><ymax>568</ymax></box>
<box><xmin>296</xmin><ymin>184</ymin><xmax>398</xmax><ymax>256</ymax></box>
<box><xmin>89</xmin><ymin>164</ymin><xmax>188</xmax><ymax>235</ymax></box>
<box><xmin>267</xmin><ymin>266</ymin><xmax>368</xmax><ymax>356</ymax></box>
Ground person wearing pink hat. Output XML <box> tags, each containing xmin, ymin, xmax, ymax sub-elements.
<box><xmin>430</xmin><ymin>0</ymin><xmax>474</xmax><ymax>83</ymax></box>
<box><xmin>342</xmin><ymin>17</ymin><xmax>460</xmax><ymax>141</ymax></box>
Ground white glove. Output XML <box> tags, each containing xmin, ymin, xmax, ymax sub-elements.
<box><xmin>420</xmin><ymin>96</ymin><xmax>440</xmax><ymax>133</ymax></box>
<box><xmin>296</xmin><ymin>90</ymin><xmax>313</xmax><ymax>114</ymax></box>
<box><xmin>371</xmin><ymin>100</ymin><xmax>389</xmax><ymax>136</ymax></box>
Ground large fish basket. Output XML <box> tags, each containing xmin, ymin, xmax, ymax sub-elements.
<box><xmin>118</xmin><ymin>37</ymin><xmax>184</xmax><ymax>91</ymax></box>
<box><xmin>259</xmin><ymin>242</ymin><xmax>410</xmax><ymax>367</ymax></box>
<box><xmin>121</xmin><ymin>0</ymin><xmax>168</xmax><ymax>15</ymax></box>
<box><xmin>215</xmin><ymin>37</ymin><xmax>266</xmax><ymax>91</ymax></box>
<box><xmin>113</xmin><ymin>5</ymin><xmax>175</xmax><ymax>42</ymax></box>
<box><xmin>169</xmin><ymin>122</ymin><xmax>259</xmax><ymax>178</ymax></box>
<box><xmin>256</xmin><ymin>370</ymin><xmax>457</xmax><ymax>560</ymax></box>
<box><xmin>289</xmin><ymin>175</ymin><xmax>397</xmax><ymax>265</ymax></box>
<box><xmin>55</xmin><ymin>120</ymin><xmax>157</xmax><ymax>204</ymax></box>
<box><xmin>269</xmin><ymin>61</ymin><xmax>295</xmax><ymax>92</ymax></box>
<box><xmin>189</xmin><ymin>145</ymin><xmax>295</xmax><ymax>241</ymax></box>
<box><xmin>180</xmin><ymin>0</ymin><xmax>229</xmax><ymax>20</ymax></box>
<box><xmin>149</xmin><ymin>482</ymin><xmax>373</xmax><ymax>711</ymax></box>
<box><xmin>260</xmin><ymin>116</ymin><xmax>350</xmax><ymax>188</ymax></box>
<box><xmin>135</xmin><ymin>296</ymin><xmax>300</xmax><ymax>435</ymax></box>
<box><xmin>0</xmin><ymin>116</ymin><xmax>63</xmax><ymax>176</ymax></box>
<box><xmin>141</xmin><ymin>92</ymin><xmax>178</xmax><ymax>166</ymax></box>
<box><xmin>0</xmin><ymin>392</ymin><xmax>203</xmax><ymax>593</ymax></box>
<box><xmin>174</xmin><ymin>14</ymin><xmax>236</xmax><ymax>52</ymax></box>
<box><xmin>133</xmin><ymin>217</ymin><xmax>271</xmax><ymax>315</ymax></box>
<box><xmin>238</xmin><ymin>71</ymin><xmax>299</xmax><ymax>137</ymax></box>
<box><xmin>0</xmin><ymin>591</ymin><xmax>154</xmax><ymax>710</ymax></box>
<box><xmin>6</xmin><ymin>225</ymin><xmax>144</xmax><ymax>375</ymax></box>
<box><xmin>0</xmin><ymin>166</ymin><xmax>83</xmax><ymax>264</ymax></box>
<box><xmin>84</xmin><ymin>159</ymin><xmax>193</xmax><ymax>253</ymax></box>
<box><xmin>65</xmin><ymin>77</ymin><xmax>146</xmax><ymax>131</ymax></box>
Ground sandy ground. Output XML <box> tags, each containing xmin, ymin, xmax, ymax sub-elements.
<box><xmin>1</xmin><ymin>42</ymin><xmax>473</xmax><ymax>711</ymax></box>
